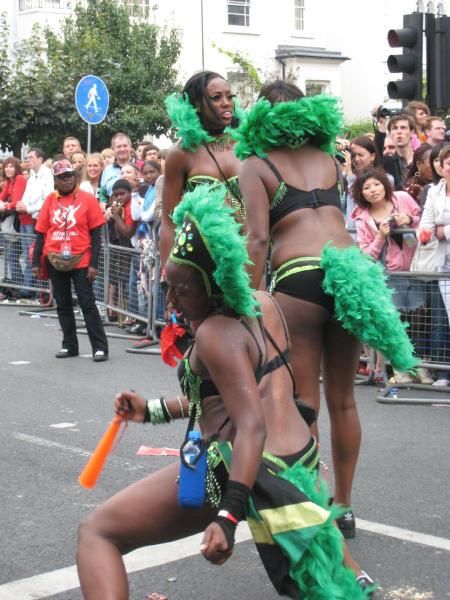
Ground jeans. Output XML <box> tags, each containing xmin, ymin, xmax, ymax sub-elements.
<box><xmin>48</xmin><ymin>263</ymin><xmax>108</xmax><ymax>355</ymax></box>
<box><xmin>128</xmin><ymin>253</ymin><xmax>142</xmax><ymax>316</ymax></box>
<box><xmin>429</xmin><ymin>280</ymin><xmax>450</xmax><ymax>379</ymax></box>
<box><xmin>20</xmin><ymin>223</ymin><xmax>35</xmax><ymax>291</ymax></box>
<box><xmin>5</xmin><ymin>238</ymin><xmax>23</xmax><ymax>286</ymax></box>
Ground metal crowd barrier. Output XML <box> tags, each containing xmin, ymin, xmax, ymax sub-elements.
<box><xmin>374</xmin><ymin>270</ymin><xmax>450</xmax><ymax>404</ymax></box>
<box><xmin>3</xmin><ymin>227</ymin><xmax>450</xmax><ymax>392</ymax></box>
<box><xmin>0</xmin><ymin>230</ymin><xmax>52</xmax><ymax>307</ymax></box>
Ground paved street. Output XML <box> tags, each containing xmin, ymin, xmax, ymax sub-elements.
<box><xmin>0</xmin><ymin>305</ymin><xmax>449</xmax><ymax>600</ymax></box>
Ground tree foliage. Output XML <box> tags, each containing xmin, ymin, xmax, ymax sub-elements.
<box><xmin>0</xmin><ymin>0</ymin><xmax>181</xmax><ymax>156</ymax></box>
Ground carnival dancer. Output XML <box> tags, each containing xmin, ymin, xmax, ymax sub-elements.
<box><xmin>236</xmin><ymin>80</ymin><xmax>416</xmax><ymax>539</ymax></box>
<box><xmin>160</xmin><ymin>70</ymin><xmax>244</xmax><ymax>266</ymax></box>
<box><xmin>76</xmin><ymin>184</ymin><xmax>375</xmax><ymax>599</ymax></box>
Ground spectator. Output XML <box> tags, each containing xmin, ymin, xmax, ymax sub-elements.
<box><xmin>157</xmin><ymin>148</ymin><xmax>169</xmax><ymax>173</ymax></box>
<box><xmin>101</xmin><ymin>148</ymin><xmax>115</xmax><ymax>167</ymax></box>
<box><xmin>424</xmin><ymin>117</ymin><xmax>446</xmax><ymax>147</ymax></box>
<box><xmin>62</xmin><ymin>136</ymin><xmax>82</xmax><ymax>160</ymax></box>
<box><xmin>404</xmin><ymin>143</ymin><xmax>433</xmax><ymax>208</ymax></box>
<box><xmin>385</xmin><ymin>113</ymin><xmax>416</xmax><ymax>189</ymax></box>
<box><xmin>120</xmin><ymin>164</ymin><xmax>146</xmax><ymax>329</ymax></box>
<box><xmin>0</xmin><ymin>157</ymin><xmax>26</xmax><ymax>294</ymax></box>
<box><xmin>409</xmin><ymin>142</ymin><xmax>450</xmax><ymax>387</ymax></box>
<box><xmin>105</xmin><ymin>179</ymin><xmax>138</xmax><ymax>323</ymax></box>
<box><xmin>134</xmin><ymin>141</ymin><xmax>148</xmax><ymax>172</ymax></box>
<box><xmin>417</xmin><ymin>144</ymin><xmax>450</xmax><ymax>387</ymax></box>
<box><xmin>142</xmin><ymin>143</ymin><xmax>160</xmax><ymax>162</ymax></box>
<box><xmin>351</xmin><ymin>168</ymin><xmax>432</xmax><ymax>384</ymax></box>
<box><xmin>19</xmin><ymin>147</ymin><xmax>54</xmax><ymax>220</ymax></box>
<box><xmin>383</xmin><ymin>134</ymin><xmax>396</xmax><ymax>157</ymax></box>
<box><xmin>32</xmin><ymin>159</ymin><xmax>108</xmax><ymax>362</ymax></box>
<box><xmin>101</xmin><ymin>133</ymin><xmax>134</xmax><ymax>199</ymax></box>
<box><xmin>405</xmin><ymin>100</ymin><xmax>430</xmax><ymax>144</ymax></box>
<box><xmin>79</xmin><ymin>153</ymin><xmax>105</xmax><ymax>205</ymax></box>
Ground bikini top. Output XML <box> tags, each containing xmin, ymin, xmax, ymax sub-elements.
<box><xmin>263</xmin><ymin>157</ymin><xmax>342</xmax><ymax>229</ymax></box>
<box><xmin>185</xmin><ymin>174</ymin><xmax>245</xmax><ymax>220</ymax></box>
<box><xmin>177</xmin><ymin>300</ymin><xmax>296</xmax><ymax>408</ymax></box>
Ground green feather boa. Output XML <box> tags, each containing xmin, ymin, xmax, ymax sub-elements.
<box><xmin>233</xmin><ymin>94</ymin><xmax>343</xmax><ymax>159</ymax></box>
<box><xmin>171</xmin><ymin>184</ymin><xmax>260</xmax><ymax>317</ymax></box>
<box><xmin>165</xmin><ymin>92</ymin><xmax>245</xmax><ymax>152</ymax></box>
<box><xmin>279</xmin><ymin>463</ymin><xmax>374</xmax><ymax>599</ymax></box>
<box><xmin>321</xmin><ymin>244</ymin><xmax>417</xmax><ymax>372</ymax></box>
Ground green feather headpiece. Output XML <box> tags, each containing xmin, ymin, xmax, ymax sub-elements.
<box><xmin>170</xmin><ymin>184</ymin><xmax>260</xmax><ymax>317</ymax></box>
<box><xmin>233</xmin><ymin>94</ymin><xmax>343</xmax><ymax>159</ymax></box>
<box><xmin>165</xmin><ymin>92</ymin><xmax>245</xmax><ymax>152</ymax></box>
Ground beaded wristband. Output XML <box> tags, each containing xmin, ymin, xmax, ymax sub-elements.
<box><xmin>145</xmin><ymin>398</ymin><xmax>171</xmax><ymax>425</ymax></box>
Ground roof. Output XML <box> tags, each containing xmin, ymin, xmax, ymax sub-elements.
<box><xmin>275</xmin><ymin>45</ymin><xmax>350</xmax><ymax>62</ymax></box>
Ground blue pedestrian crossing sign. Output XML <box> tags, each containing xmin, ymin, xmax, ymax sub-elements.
<box><xmin>75</xmin><ymin>75</ymin><xmax>109</xmax><ymax>125</ymax></box>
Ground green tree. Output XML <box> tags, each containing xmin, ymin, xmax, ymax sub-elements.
<box><xmin>0</xmin><ymin>0</ymin><xmax>181</xmax><ymax>156</ymax></box>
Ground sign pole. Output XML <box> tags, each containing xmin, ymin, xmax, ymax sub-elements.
<box><xmin>87</xmin><ymin>123</ymin><xmax>92</xmax><ymax>154</ymax></box>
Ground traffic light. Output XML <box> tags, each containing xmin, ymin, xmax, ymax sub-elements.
<box><xmin>426</xmin><ymin>13</ymin><xmax>450</xmax><ymax>111</ymax></box>
<box><xmin>387</xmin><ymin>12</ymin><xmax>424</xmax><ymax>101</ymax></box>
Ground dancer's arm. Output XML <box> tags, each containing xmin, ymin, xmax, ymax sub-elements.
<box><xmin>239</xmin><ymin>158</ymin><xmax>271</xmax><ymax>289</ymax></box>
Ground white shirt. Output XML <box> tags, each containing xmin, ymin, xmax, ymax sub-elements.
<box><xmin>22</xmin><ymin>165</ymin><xmax>54</xmax><ymax>219</ymax></box>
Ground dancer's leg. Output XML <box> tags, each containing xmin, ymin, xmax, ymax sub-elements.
<box><xmin>77</xmin><ymin>462</ymin><xmax>215</xmax><ymax>600</ymax></box>
<box><xmin>322</xmin><ymin>320</ymin><xmax>362</xmax><ymax>508</ymax></box>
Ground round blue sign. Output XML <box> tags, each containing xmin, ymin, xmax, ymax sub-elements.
<box><xmin>75</xmin><ymin>75</ymin><xmax>109</xmax><ymax>125</ymax></box>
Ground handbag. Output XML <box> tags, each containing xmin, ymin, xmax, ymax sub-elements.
<box><xmin>410</xmin><ymin>238</ymin><xmax>439</xmax><ymax>275</ymax></box>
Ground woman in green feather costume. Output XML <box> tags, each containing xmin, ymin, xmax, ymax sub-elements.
<box><xmin>237</xmin><ymin>80</ymin><xmax>416</xmax><ymax>541</ymax></box>
<box><xmin>160</xmin><ymin>70</ymin><xmax>245</xmax><ymax>267</ymax></box>
<box><xmin>77</xmin><ymin>184</ymin><xmax>374</xmax><ymax>599</ymax></box>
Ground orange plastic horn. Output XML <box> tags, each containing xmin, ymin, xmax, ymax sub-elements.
<box><xmin>79</xmin><ymin>416</ymin><xmax>123</xmax><ymax>489</ymax></box>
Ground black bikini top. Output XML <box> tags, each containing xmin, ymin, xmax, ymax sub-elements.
<box><xmin>263</xmin><ymin>157</ymin><xmax>342</xmax><ymax>229</ymax></box>
<box><xmin>177</xmin><ymin>301</ymin><xmax>295</xmax><ymax>402</ymax></box>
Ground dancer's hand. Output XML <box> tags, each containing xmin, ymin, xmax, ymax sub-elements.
<box><xmin>115</xmin><ymin>391</ymin><xmax>146</xmax><ymax>422</ymax></box>
<box><xmin>200</xmin><ymin>522</ymin><xmax>233</xmax><ymax>565</ymax></box>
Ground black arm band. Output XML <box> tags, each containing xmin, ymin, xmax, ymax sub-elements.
<box><xmin>214</xmin><ymin>516</ymin><xmax>237</xmax><ymax>550</ymax></box>
<box><xmin>32</xmin><ymin>232</ymin><xmax>45</xmax><ymax>268</ymax></box>
<box><xmin>89</xmin><ymin>226</ymin><xmax>102</xmax><ymax>269</ymax></box>
<box><xmin>218</xmin><ymin>480</ymin><xmax>251</xmax><ymax>523</ymax></box>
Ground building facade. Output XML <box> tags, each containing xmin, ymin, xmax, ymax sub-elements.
<box><xmin>3</xmin><ymin>0</ymin><xmax>444</xmax><ymax>121</ymax></box>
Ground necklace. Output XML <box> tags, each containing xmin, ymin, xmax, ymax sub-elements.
<box><xmin>206</xmin><ymin>131</ymin><xmax>234</xmax><ymax>152</ymax></box>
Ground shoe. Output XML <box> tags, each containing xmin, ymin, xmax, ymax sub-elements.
<box><xmin>335</xmin><ymin>510</ymin><xmax>356</xmax><ymax>539</ymax></box>
<box><xmin>416</xmin><ymin>367</ymin><xmax>434</xmax><ymax>385</ymax></box>
<box><xmin>432</xmin><ymin>378</ymin><xmax>449</xmax><ymax>387</ymax></box>
<box><xmin>55</xmin><ymin>349</ymin><xmax>78</xmax><ymax>358</ymax></box>
<box><xmin>393</xmin><ymin>370</ymin><xmax>415</xmax><ymax>384</ymax></box>
<box><xmin>93</xmin><ymin>350</ymin><xmax>108</xmax><ymax>362</ymax></box>
<box><xmin>133</xmin><ymin>337</ymin><xmax>155</xmax><ymax>349</ymax></box>
<box><xmin>356</xmin><ymin>571</ymin><xmax>376</xmax><ymax>597</ymax></box>
<box><xmin>123</xmin><ymin>318</ymin><xmax>136</xmax><ymax>327</ymax></box>
<box><xmin>128</xmin><ymin>322</ymin><xmax>146</xmax><ymax>335</ymax></box>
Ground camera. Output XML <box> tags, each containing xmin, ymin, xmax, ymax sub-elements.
<box><xmin>376</xmin><ymin>106</ymin><xmax>391</xmax><ymax>119</ymax></box>
<box><xmin>386</xmin><ymin>216</ymin><xmax>397</xmax><ymax>231</ymax></box>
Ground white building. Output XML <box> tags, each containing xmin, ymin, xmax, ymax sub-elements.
<box><xmin>3</xmin><ymin>0</ymin><xmax>445</xmax><ymax>121</ymax></box>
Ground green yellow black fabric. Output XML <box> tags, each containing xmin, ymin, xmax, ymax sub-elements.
<box><xmin>215</xmin><ymin>441</ymin><xmax>371</xmax><ymax>599</ymax></box>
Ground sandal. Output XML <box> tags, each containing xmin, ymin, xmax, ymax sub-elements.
<box><xmin>356</xmin><ymin>571</ymin><xmax>376</xmax><ymax>597</ymax></box>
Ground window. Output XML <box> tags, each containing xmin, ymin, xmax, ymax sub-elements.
<box><xmin>294</xmin><ymin>0</ymin><xmax>305</xmax><ymax>31</ymax></box>
<box><xmin>305</xmin><ymin>80</ymin><xmax>330</xmax><ymax>96</ymax></box>
<box><xmin>18</xmin><ymin>0</ymin><xmax>71</xmax><ymax>9</ymax></box>
<box><xmin>125</xmin><ymin>0</ymin><xmax>151</xmax><ymax>19</ymax></box>
<box><xmin>227</xmin><ymin>0</ymin><xmax>250</xmax><ymax>27</ymax></box>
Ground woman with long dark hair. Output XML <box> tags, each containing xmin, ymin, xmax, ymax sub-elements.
<box><xmin>160</xmin><ymin>71</ymin><xmax>244</xmax><ymax>267</ymax></box>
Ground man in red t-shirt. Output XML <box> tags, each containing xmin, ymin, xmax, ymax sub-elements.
<box><xmin>32</xmin><ymin>159</ymin><xmax>109</xmax><ymax>362</ymax></box>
